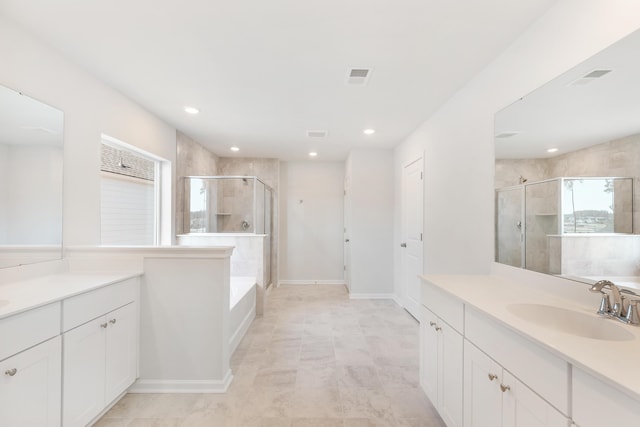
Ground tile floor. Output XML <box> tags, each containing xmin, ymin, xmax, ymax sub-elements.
<box><xmin>96</xmin><ymin>284</ymin><xmax>445</xmax><ymax>427</ymax></box>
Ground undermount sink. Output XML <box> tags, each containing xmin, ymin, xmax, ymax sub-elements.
<box><xmin>507</xmin><ymin>303</ymin><xmax>634</xmax><ymax>341</ymax></box>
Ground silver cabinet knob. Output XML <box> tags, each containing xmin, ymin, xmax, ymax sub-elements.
<box><xmin>429</xmin><ymin>321</ymin><xmax>436</xmax><ymax>327</ymax></box>
<box><xmin>100</xmin><ymin>322</ymin><xmax>108</xmax><ymax>328</ymax></box>
<box><xmin>5</xmin><ymin>368</ymin><xmax>17</xmax><ymax>376</ymax></box>
<box><xmin>435</xmin><ymin>326</ymin><xmax>442</xmax><ymax>331</ymax></box>
<box><xmin>109</xmin><ymin>319</ymin><xmax>117</xmax><ymax>325</ymax></box>
<box><xmin>500</xmin><ymin>384</ymin><xmax>511</xmax><ymax>392</ymax></box>
<box><xmin>488</xmin><ymin>373</ymin><xmax>498</xmax><ymax>381</ymax></box>
<box><xmin>345</xmin><ymin>239</ymin><xmax>350</xmax><ymax>243</ymax></box>
<box><xmin>400</xmin><ymin>243</ymin><xmax>407</xmax><ymax>248</ymax></box>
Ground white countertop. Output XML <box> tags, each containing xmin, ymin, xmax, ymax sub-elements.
<box><xmin>0</xmin><ymin>270</ymin><xmax>142</xmax><ymax>320</ymax></box>
<box><xmin>421</xmin><ymin>274</ymin><xmax>640</xmax><ymax>402</ymax></box>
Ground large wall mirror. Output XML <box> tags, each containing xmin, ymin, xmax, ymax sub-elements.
<box><xmin>0</xmin><ymin>84</ymin><xmax>64</xmax><ymax>269</ymax></box>
<box><xmin>495</xmin><ymin>28</ymin><xmax>640</xmax><ymax>288</ymax></box>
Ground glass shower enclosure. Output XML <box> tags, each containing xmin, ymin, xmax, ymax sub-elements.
<box><xmin>184</xmin><ymin>176</ymin><xmax>273</xmax><ymax>234</ymax></box>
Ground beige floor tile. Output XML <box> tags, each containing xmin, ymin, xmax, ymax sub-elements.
<box><xmin>384</xmin><ymin>388</ymin><xmax>438</xmax><ymax>419</ymax></box>
<box><xmin>254</xmin><ymin>367</ymin><xmax>298</xmax><ymax>387</ymax></box>
<box><xmin>103</xmin><ymin>394</ymin><xmax>159</xmax><ymax>419</ymax></box>
<box><xmin>290</xmin><ymin>418</ymin><xmax>343</xmax><ymax>427</ymax></box>
<box><xmin>288</xmin><ymin>387</ymin><xmax>343</xmax><ymax>418</ymax></box>
<box><xmin>343</xmin><ymin>417</ymin><xmax>398</xmax><ymax>427</ymax></box>
<box><xmin>296</xmin><ymin>365</ymin><xmax>340</xmax><ymax>388</ymax></box>
<box><xmin>127</xmin><ymin>419</ymin><xmax>183</xmax><ymax>427</ymax></box>
<box><xmin>339</xmin><ymin>386</ymin><xmax>395</xmax><ymax>421</ymax></box>
<box><xmin>97</xmin><ymin>285</ymin><xmax>440</xmax><ymax>427</ymax></box>
<box><xmin>375</xmin><ymin>366</ymin><xmax>419</xmax><ymax>389</ymax></box>
<box><xmin>338</xmin><ymin>366</ymin><xmax>381</xmax><ymax>388</ymax></box>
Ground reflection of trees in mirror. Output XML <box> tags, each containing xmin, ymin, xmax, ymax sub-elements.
<box><xmin>562</xmin><ymin>179</ymin><xmax>615</xmax><ymax>234</ymax></box>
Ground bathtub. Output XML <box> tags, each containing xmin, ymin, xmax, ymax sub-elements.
<box><xmin>229</xmin><ymin>276</ymin><xmax>256</xmax><ymax>354</ymax></box>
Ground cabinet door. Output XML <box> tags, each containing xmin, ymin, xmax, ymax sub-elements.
<box><xmin>572</xmin><ymin>367</ymin><xmax>640</xmax><ymax>427</ymax></box>
<box><xmin>420</xmin><ymin>306</ymin><xmax>439</xmax><ymax>406</ymax></box>
<box><xmin>0</xmin><ymin>336</ymin><xmax>61</xmax><ymax>427</ymax></box>
<box><xmin>439</xmin><ymin>323</ymin><xmax>463</xmax><ymax>427</ymax></box>
<box><xmin>105</xmin><ymin>302</ymin><xmax>138</xmax><ymax>403</ymax></box>
<box><xmin>63</xmin><ymin>316</ymin><xmax>107</xmax><ymax>427</ymax></box>
<box><xmin>502</xmin><ymin>371</ymin><xmax>568</xmax><ymax>427</ymax></box>
<box><xmin>464</xmin><ymin>341</ymin><xmax>502</xmax><ymax>427</ymax></box>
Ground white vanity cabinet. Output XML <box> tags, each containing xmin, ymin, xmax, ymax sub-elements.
<box><xmin>572</xmin><ymin>367</ymin><xmax>640</xmax><ymax>427</ymax></box>
<box><xmin>62</xmin><ymin>278</ymin><xmax>139</xmax><ymax>427</ymax></box>
<box><xmin>0</xmin><ymin>302</ymin><xmax>62</xmax><ymax>427</ymax></box>
<box><xmin>0</xmin><ymin>336</ymin><xmax>62</xmax><ymax>427</ymax></box>
<box><xmin>420</xmin><ymin>284</ymin><xmax>464</xmax><ymax>427</ymax></box>
<box><xmin>464</xmin><ymin>341</ymin><xmax>568</xmax><ymax>427</ymax></box>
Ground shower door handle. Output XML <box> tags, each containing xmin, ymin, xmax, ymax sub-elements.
<box><xmin>400</xmin><ymin>243</ymin><xmax>407</xmax><ymax>248</ymax></box>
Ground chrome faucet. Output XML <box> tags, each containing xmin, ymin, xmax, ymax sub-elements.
<box><xmin>589</xmin><ymin>280</ymin><xmax>640</xmax><ymax>325</ymax></box>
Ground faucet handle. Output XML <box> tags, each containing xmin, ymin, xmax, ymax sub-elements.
<box><xmin>597</xmin><ymin>293</ymin><xmax>612</xmax><ymax>316</ymax></box>
<box><xmin>623</xmin><ymin>299</ymin><xmax>640</xmax><ymax>325</ymax></box>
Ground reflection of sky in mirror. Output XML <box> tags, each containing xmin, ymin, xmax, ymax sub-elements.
<box><xmin>190</xmin><ymin>179</ymin><xmax>207</xmax><ymax>211</ymax></box>
<box><xmin>562</xmin><ymin>179</ymin><xmax>612</xmax><ymax>213</ymax></box>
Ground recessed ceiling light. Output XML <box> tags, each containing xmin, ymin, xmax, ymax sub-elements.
<box><xmin>547</xmin><ymin>148</ymin><xmax>558</xmax><ymax>153</ymax></box>
<box><xmin>363</xmin><ymin>129</ymin><xmax>375</xmax><ymax>135</ymax></box>
<box><xmin>184</xmin><ymin>106</ymin><xmax>199</xmax><ymax>115</ymax></box>
<box><xmin>230</xmin><ymin>146</ymin><xmax>240</xmax><ymax>152</ymax></box>
<box><xmin>309</xmin><ymin>152</ymin><xmax>318</xmax><ymax>157</ymax></box>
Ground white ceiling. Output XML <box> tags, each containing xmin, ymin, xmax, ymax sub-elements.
<box><xmin>495</xmin><ymin>27</ymin><xmax>640</xmax><ymax>159</ymax></box>
<box><xmin>1</xmin><ymin>0</ymin><xmax>557</xmax><ymax>161</ymax></box>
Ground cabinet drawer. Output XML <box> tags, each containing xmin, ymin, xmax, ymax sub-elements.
<box><xmin>0</xmin><ymin>302</ymin><xmax>61</xmax><ymax>361</ymax></box>
<box><xmin>63</xmin><ymin>278</ymin><xmax>137</xmax><ymax>332</ymax></box>
<box><xmin>421</xmin><ymin>281</ymin><xmax>464</xmax><ymax>333</ymax></box>
<box><xmin>465</xmin><ymin>306</ymin><xmax>569</xmax><ymax>415</ymax></box>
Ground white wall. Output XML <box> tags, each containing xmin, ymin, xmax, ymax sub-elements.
<box><xmin>393</xmin><ymin>0</ymin><xmax>640</xmax><ymax>295</ymax></box>
<box><xmin>0</xmin><ymin>17</ymin><xmax>177</xmax><ymax>247</ymax></box>
<box><xmin>347</xmin><ymin>149</ymin><xmax>394</xmax><ymax>296</ymax></box>
<box><xmin>279</xmin><ymin>161</ymin><xmax>345</xmax><ymax>283</ymax></box>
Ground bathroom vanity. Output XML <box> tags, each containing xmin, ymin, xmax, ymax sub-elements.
<box><xmin>0</xmin><ymin>271</ymin><xmax>141</xmax><ymax>427</ymax></box>
<box><xmin>420</xmin><ymin>275</ymin><xmax>640</xmax><ymax>427</ymax></box>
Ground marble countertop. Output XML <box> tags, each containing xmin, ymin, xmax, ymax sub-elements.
<box><xmin>0</xmin><ymin>270</ymin><xmax>142</xmax><ymax>320</ymax></box>
<box><xmin>421</xmin><ymin>274</ymin><xmax>640</xmax><ymax>402</ymax></box>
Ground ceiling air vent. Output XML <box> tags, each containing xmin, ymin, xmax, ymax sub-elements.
<box><xmin>346</xmin><ymin>68</ymin><xmax>372</xmax><ymax>85</ymax></box>
<box><xmin>307</xmin><ymin>130</ymin><xmax>328</xmax><ymax>138</ymax></box>
<box><xmin>568</xmin><ymin>69</ymin><xmax>612</xmax><ymax>86</ymax></box>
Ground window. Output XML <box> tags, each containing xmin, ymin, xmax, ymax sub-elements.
<box><xmin>100</xmin><ymin>136</ymin><xmax>161</xmax><ymax>245</ymax></box>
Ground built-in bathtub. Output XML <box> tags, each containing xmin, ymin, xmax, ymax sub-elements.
<box><xmin>229</xmin><ymin>276</ymin><xmax>256</xmax><ymax>354</ymax></box>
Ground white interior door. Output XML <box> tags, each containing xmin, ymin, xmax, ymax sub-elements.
<box><xmin>401</xmin><ymin>157</ymin><xmax>423</xmax><ymax>318</ymax></box>
<box><xmin>343</xmin><ymin>176</ymin><xmax>351</xmax><ymax>291</ymax></box>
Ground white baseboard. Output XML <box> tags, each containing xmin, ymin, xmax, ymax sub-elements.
<box><xmin>391</xmin><ymin>295</ymin><xmax>403</xmax><ymax>307</ymax></box>
<box><xmin>230</xmin><ymin>306</ymin><xmax>256</xmax><ymax>355</ymax></box>
<box><xmin>129</xmin><ymin>370</ymin><xmax>233</xmax><ymax>393</ymax></box>
<box><xmin>278</xmin><ymin>280</ymin><xmax>346</xmax><ymax>286</ymax></box>
<box><xmin>349</xmin><ymin>293</ymin><xmax>396</xmax><ymax>300</ymax></box>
